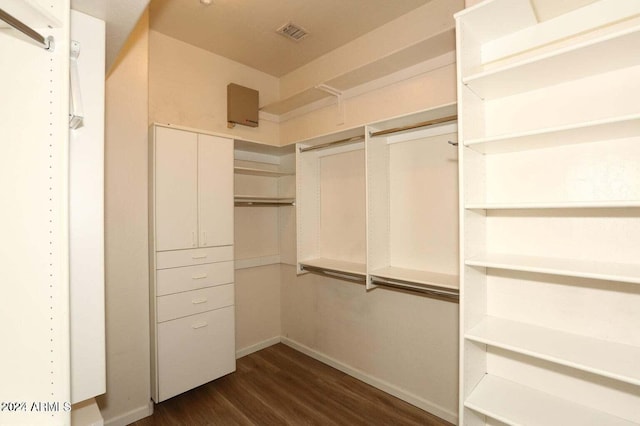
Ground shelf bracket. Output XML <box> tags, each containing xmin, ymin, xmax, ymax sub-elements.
<box><xmin>315</xmin><ymin>84</ymin><xmax>344</xmax><ymax>125</ymax></box>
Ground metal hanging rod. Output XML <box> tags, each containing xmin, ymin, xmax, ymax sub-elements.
<box><xmin>235</xmin><ymin>201</ymin><xmax>295</xmax><ymax>207</ymax></box>
<box><xmin>0</xmin><ymin>8</ymin><xmax>54</xmax><ymax>51</ymax></box>
<box><xmin>370</xmin><ymin>276</ymin><xmax>459</xmax><ymax>302</ymax></box>
<box><xmin>369</xmin><ymin>115</ymin><xmax>458</xmax><ymax>138</ymax></box>
<box><xmin>299</xmin><ymin>135</ymin><xmax>364</xmax><ymax>153</ymax></box>
<box><xmin>299</xmin><ymin>264</ymin><xmax>366</xmax><ymax>283</ymax></box>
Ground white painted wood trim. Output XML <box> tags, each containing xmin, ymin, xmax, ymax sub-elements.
<box><xmin>236</xmin><ymin>336</ymin><xmax>282</xmax><ymax>359</ymax></box>
<box><xmin>280</xmin><ymin>337</ymin><xmax>458</xmax><ymax>425</ymax></box>
<box><xmin>102</xmin><ymin>400</ymin><xmax>153</xmax><ymax>426</ymax></box>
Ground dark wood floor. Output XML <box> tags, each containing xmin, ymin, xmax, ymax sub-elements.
<box><xmin>131</xmin><ymin>343</ymin><xmax>454</xmax><ymax>426</ymax></box>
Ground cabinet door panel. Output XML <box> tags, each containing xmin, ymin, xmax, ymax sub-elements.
<box><xmin>198</xmin><ymin>134</ymin><xmax>234</xmax><ymax>247</ymax></box>
<box><xmin>157</xmin><ymin>307</ymin><xmax>235</xmax><ymax>402</ymax></box>
<box><xmin>155</xmin><ymin>127</ymin><xmax>199</xmax><ymax>251</ymax></box>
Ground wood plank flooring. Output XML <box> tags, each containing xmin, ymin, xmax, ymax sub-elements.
<box><xmin>131</xmin><ymin>343</ymin><xmax>454</xmax><ymax>426</ymax></box>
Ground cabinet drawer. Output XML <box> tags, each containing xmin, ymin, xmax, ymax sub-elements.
<box><xmin>156</xmin><ymin>261</ymin><xmax>234</xmax><ymax>296</ymax></box>
<box><xmin>157</xmin><ymin>284</ymin><xmax>234</xmax><ymax>323</ymax></box>
<box><xmin>157</xmin><ymin>307</ymin><xmax>235</xmax><ymax>402</ymax></box>
<box><xmin>156</xmin><ymin>246</ymin><xmax>233</xmax><ymax>269</ymax></box>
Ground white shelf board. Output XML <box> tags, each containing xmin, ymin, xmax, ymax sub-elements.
<box><xmin>299</xmin><ymin>258</ymin><xmax>366</xmax><ymax>277</ymax></box>
<box><xmin>463</xmin><ymin>25</ymin><xmax>640</xmax><ymax>99</ymax></box>
<box><xmin>370</xmin><ymin>266</ymin><xmax>459</xmax><ymax>291</ymax></box>
<box><xmin>0</xmin><ymin>0</ymin><xmax>62</xmax><ymax>29</ymax></box>
<box><xmin>465</xmin><ymin>374</ymin><xmax>638</xmax><ymax>426</ymax></box>
<box><xmin>465</xmin><ymin>252</ymin><xmax>640</xmax><ymax>285</ymax></box>
<box><xmin>464</xmin><ymin>113</ymin><xmax>640</xmax><ymax>154</ymax></box>
<box><xmin>466</xmin><ymin>316</ymin><xmax>640</xmax><ymax>386</ymax></box>
<box><xmin>234</xmin><ymin>167</ymin><xmax>293</xmax><ymax>177</ymax></box>
<box><xmin>465</xmin><ymin>200</ymin><xmax>640</xmax><ymax>210</ymax></box>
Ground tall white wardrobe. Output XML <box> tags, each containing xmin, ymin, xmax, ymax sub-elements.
<box><xmin>456</xmin><ymin>0</ymin><xmax>640</xmax><ymax>425</ymax></box>
<box><xmin>148</xmin><ymin>124</ymin><xmax>236</xmax><ymax>402</ymax></box>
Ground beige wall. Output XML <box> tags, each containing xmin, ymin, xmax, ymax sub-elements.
<box><xmin>281</xmin><ymin>266</ymin><xmax>459</xmax><ymax>422</ymax></box>
<box><xmin>98</xmin><ymin>11</ymin><xmax>152</xmax><ymax>426</ymax></box>
<box><xmin>235</xmin><ymin>265</ymin><xmax>282</xmax><ymax>353</ymax></box>
<box><xmin>148</xmin><ymin>31</ymin><xmax>280</xmax><ymax>145</ymax></box>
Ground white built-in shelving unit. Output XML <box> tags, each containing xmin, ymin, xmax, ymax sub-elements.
<box><xmin>234</xmin><ymin>141</ymin><xmax>296</xmax><ymax>269</ymax></box>
<box><xmin>296</xmin><ymin>126</ymin><xmax>368</xmax><ymax>280</ymax></box>
<box><xmin>366</xmin><ymin>105</ymin><xmax>460</xmax><ymax>298</ymax></box>
<box><xmin>295</xmin><ymin>105</ymin><xmax>461</xmax><ymax>301</ymax></box>
<box><xmin>0</xmin><ymin>1</ymin><xmax>70</xmax><ymax>424</ymax></box>
<box><xmin>456</xmin><ymin>0</ymin><xmax>640</xmax><ymax>424</ymax></box>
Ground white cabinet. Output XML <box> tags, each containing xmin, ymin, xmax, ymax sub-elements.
<box><xmin>456</xmin><ymin>1</ymin><xmax>640</xmax><ymax>425</ymax></box>
<box><xmin>150</xmin><ymin>124</ymin><xmax>236</xmax><ymax>403</ymax></box>
<box><xmin>153</xmin><ymin>126</ymin><xmax>233</xmax><ymax>251</ymax></box>
<box><xmin>199</xmin><ymin>134</ymin><xmax>234</xmax><ymax>247</ymax></box>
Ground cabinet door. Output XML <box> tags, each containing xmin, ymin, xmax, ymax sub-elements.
<box><xmin>155</xmin><ymin>127</ymin><xmax>198</xmax><ymax>251</ymax></box>
<box><xmin>198</xmin><ymin>134</ymin><xmax>233</xmax><ymax>247</ymax></box>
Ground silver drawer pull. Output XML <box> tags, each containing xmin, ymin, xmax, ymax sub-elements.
<box><xmin>191</xmin><ymin>274</ymin><xmax>208</xmax><ymax>280</ymax></box>
<box><xmin>192</xmin><ymin>298</ymin><xmax>208</xmax><ymax>305</ymax></box>
<box><xmin>192</xmin><ymin>254</ymin><xmax>208</xmax><ymax>259</ymax></box>
<box><xmin>191</xmin><ymin>321</ymin><xmax>208</xmax><ymax>329</ymax></box>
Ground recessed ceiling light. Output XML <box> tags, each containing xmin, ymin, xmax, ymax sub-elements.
<box><xmin>200</xmin><ymin>0</ymin><xmax>213</xmax><ymax>5</ymax></box>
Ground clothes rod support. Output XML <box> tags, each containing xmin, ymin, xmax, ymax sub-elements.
<box><xmin>299</xmin><ymin>135</ymin><xmax>364</xmax><ymax>153</ymax></box>
<box><xmin>300</xmin><ymin>264</ymin><xmax>366</xmax><ymax>283</ymax></box>
<box><xmin>369</xmin><ymin>115</ymin><xmax>458</xmax><ymax>138</ymax></box>
<box><xmin>370</xmin><ymin>277</ymin><xmax>459</xmax><ymax>302</ymax></box>
<box><xmin>0</xmin><ymin>8</ymin><xmax>54</xmax><ymax>51</ymax></box>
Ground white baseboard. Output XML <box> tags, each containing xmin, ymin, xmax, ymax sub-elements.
<box><xmin>236</xmin><ymin>336</ymin><xmax>281</xmax><ymax>359</ymax></box>
<box><xmin>102</xmin><ymin>400</ymin><xmax>153</xmax><ymax>426</ymax></box>
<box><xmin>281</xmin><ymin>337</ymin><xmax>458</xmax><ymax>425</ymax></box>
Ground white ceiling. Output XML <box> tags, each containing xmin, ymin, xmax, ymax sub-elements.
<box><xmin>149</xmin><ymin>0</ymin><xmax>431</xmax><ymax>77</ymax></box>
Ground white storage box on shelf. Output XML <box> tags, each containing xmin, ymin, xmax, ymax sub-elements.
<box><xmin>456</xmin><ymin>0</ymin><xmax>640</xmax><ymax>425</ymax></box>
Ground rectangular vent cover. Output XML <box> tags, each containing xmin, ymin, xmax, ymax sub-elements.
<box><xmin>277</xmin><ymin>22</ymin><xmax>308</xmax><ymax>41</ymax></box>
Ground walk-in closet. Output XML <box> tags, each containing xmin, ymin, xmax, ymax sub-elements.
<box><xmin>2</xmin><ymin>0</ymin><xmax>638</xmax><ymax>425</ymax></box>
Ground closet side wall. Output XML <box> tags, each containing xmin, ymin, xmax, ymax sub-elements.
<box><xmin>98</xmin><ymin>11</ymin><xmax>152</xmax><ymax>426</ymax></box>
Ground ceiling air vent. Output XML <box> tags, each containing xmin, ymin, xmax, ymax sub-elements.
<box><xmin>276</xmin><ymin>22</ymin><xmax>308</xmax><ymax>41</ymax></box>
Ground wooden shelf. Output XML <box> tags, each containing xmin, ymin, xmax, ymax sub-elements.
<box><xmin>465</xmin><ymin>200</ymin><xmax>640</xmax><ymax>210</ymax></box>
<box><xmin>464</xmin><ymin>114</ymin><xmax>640</xmax><ymax>154</ymax></box>
<box><xmin>463</xmin><ymin>25</ymin><xmax>640</xmax><ymax>99</ymax></box>
<box><xmin>465</xmin><ymin>374</ymin><xmax>638</xmax><ymax>426</ymax></box>
<box><xmin>234</xmin><ymin>167</ymin><xmax>293</xmax><ymax>177</ymax></box>
<box><xmin>369</xmin><ymin>266</ymin><xmax>458</xmax><ymax>291</ymax></box>
<box><xmin>465</xmin><ymin>253</ymin><xmax>640</xmax><ymax>285</ymax></box>
<box><xmin>466</xmin><ymin>316</ymin><xmax>640</xmax><ymax>386</ymax></box>
<box><xmin>299</xmin><ymin>258</ymin><xmax>366</xmax><ymax>277</ymax></box>
<box><xmin>0</xmin><ymin>0</ymin><xmax>62</xmax><ymax>29</ymax></box>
